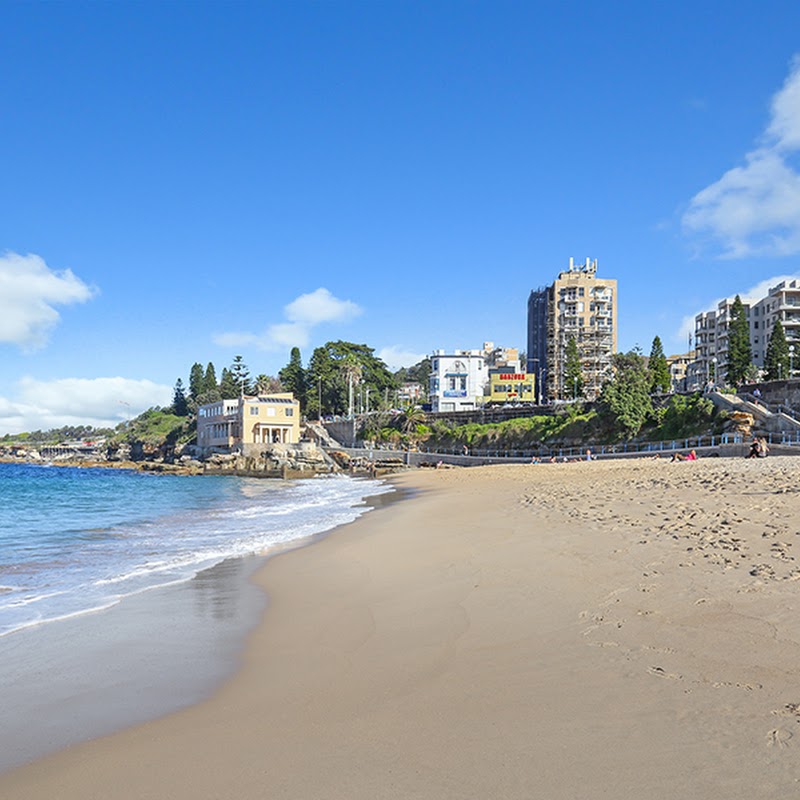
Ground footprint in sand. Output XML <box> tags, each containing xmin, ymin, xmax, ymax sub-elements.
<box><xmin>648</xmin><ymin>665</ymin><xmax>682</xmax><ymax>680</ymax></box>
<box><xmin>768</xmin><ymin>728</ymin><xmax>793</xmax><ymax>748</ymax></box>
<box><xmin>771</xmin><ymin>703</ymin><xmax>800</xmax><ymax>717</ymax></box>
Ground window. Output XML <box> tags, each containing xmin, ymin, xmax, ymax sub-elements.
<box><xmin>250</xmin><ymin>407</ymin><xmax>259</xmax><ymax>415</ymax></box>
<box><xmin>579</xmin><ymin>288</ymin><xmax>584</xmax><ymax>296</ymax></box>
<box><xmin>754</xmin><ymin>321</ymin><xmax>759</xmax><ymax>328</ymax></box>
<box><xmin>286</xmin><ymin>408</ymin><xmax>294</xmax><ymax>416</ymax></box>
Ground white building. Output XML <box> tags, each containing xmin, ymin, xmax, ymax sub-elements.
<box><xmin>429</xmin><ymin>342</ymin><xmax>520</xmax><ymax>412</ymax></box>
<box><xmin>691</xmin><ymin>279</ymin><xmax>800</xmax><ymax>386</ymax></box>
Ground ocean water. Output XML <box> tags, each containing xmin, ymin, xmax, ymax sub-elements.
<box><xmin>0</xmin><ymin>462</ymin><xmax>392</xmax><ymax>639</ymax></box>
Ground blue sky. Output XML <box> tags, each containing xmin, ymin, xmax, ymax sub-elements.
<box><xmin>2</xmin><ymin>0</ymin><xmax>800</xmax><ymax>433</ymax></box>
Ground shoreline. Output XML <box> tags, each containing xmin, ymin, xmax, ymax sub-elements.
<box><xmin>5</xmin><ymin>459</ymin><xmax>800</xmax><ymax>797</ymax></box>
<box><xmin>0</xmin><ymin>474</ymin><xmax>401</xmax><ymax>775</ymax></box>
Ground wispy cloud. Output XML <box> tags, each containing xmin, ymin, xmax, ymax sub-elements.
<box><xmin>677</xmin><ymin>273</ymin><xmax>800</xmax><ymax>343</ymax></box>
<box><xmin>682</xmin><ymin>55</ymin><xmax>800</xmax><ymax>258</ymax></box>
<box><xmin>378</xmin><ymin>346</ymin><xmax>428</xmax><ymax>371</ymax></box>
<box><xmin>0</xmin><ymin>377</ymin><xmax>173</xmax><ymax>435</ymax></box>
<box><xmin>214</xmin><ymin>288</ymin><xmax>362</xmax><ymax>351</ymax></box>
<box><xmin>0</xmin><ymin>252</ymin><xmax>96</xmax><ymax>352</ymax></box>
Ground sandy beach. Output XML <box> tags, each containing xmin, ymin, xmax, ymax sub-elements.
<box><xmin>4</xmin><ymin>456</ymin><xmax>800</xmax><ymax>798</ymax></box>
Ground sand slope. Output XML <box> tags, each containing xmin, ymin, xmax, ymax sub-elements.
<box><xmin>4</xmin><ymin>457</ymin><xmax>800</xmax><ymax>798</ymax></box>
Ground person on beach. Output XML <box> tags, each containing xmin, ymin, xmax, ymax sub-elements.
<box><xmin>746</xmin><ymin>437</ymin><xmax>769</xmax><ymax>458</ymax></box>
<box><xmin>671</xmin><ymin>449</ymin><xmax>698</xmax><ymax>462</ymax></box>
<box><xmin>585</xmin><ymin>449</ymin><xmax>593</xmax><ymax>461</ymax></box>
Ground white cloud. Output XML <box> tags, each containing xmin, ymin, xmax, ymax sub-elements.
<box><xmin>285</xmin><ymin>288</ymin><xmax>361</xmax><ymax>325</ymax></box>
<box><xmin>213</xmin><ymin>288</ymin><xmax>362</xmax><ymax>352</ymax></box>
<box><xmin>676</xmin><ymin>272</ymin><xmax>800</xmax><ymax>343</ymax></box>
<box><xmin>0</xmin><ymin>377</ymin><xmax>172</xmax><ymax>435</ymax></box>
<box><xmin>682</xmin><ymin>55</ymin><xmax>800</xmax><ymax>258</ymax></box>
<box><xmin>378</xmin><ymin>346</ymin><xmax>428</xmax><ymax>371</ymax></box>
<box><xmin>0</xmin><ymin>252</ymin><xmax>96</xmax><ymax>351</ymax></box>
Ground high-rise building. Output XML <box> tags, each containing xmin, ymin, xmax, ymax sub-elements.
<box><xmin>527</xmin><ymin>258</ymin><xmax>618</xmax><ymax>401</ymax></box>
<box><xmin>690</xmin><ymin>279</ymin><xmax>800</xmax><ymax>387</ymax></box>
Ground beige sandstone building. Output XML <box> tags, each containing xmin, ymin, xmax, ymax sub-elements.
<box><xmin>197</xmin><ymin>394</ymin><xmax>301</xmax><ymax>454</ymax></box>
<box><xmin>528</xmin><ymin>258</ymin><xmax>618</xmax><ymax>401</ymax></box>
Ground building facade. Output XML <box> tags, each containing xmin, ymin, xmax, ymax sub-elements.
<box><xmin>487</xmin><ymin>370</ymin><xmax>536</xmax><ymax>404</ymax></box>
<box><xmin>527</xmin><ymin>258</ymin><xmax>618</xmax><ymax>401</ymax></box>
<box><xmin>690</xmin><ymin>279</ymin><xmax>800</xmax><ymax>386</ymax></box>
<box><xmin>428</xmin><ymin>342</ymin><xmax>521</xmax><ymax>412</ymax></box>
<box><xmin>197</xmin><ymin>393</ymin><xmax>301</xmax><ymax>453</ymax></box>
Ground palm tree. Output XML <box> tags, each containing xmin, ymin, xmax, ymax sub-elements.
<box><xmin>340</xmin><ymin>357</ymin><xmax>363</xmax><ymax>417</ymax></box>
<box><xmin>400</xmin><ymin>404</ymin><xmax>425</xmax><ymax>434</ymax></box>
<box><xmin>254</xmin><ymin>374</ymin><xmax>282</xmax><ymax>395</ymax></box>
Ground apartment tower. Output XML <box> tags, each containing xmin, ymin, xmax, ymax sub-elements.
<box><xmin>527</xmin><ymin>257</ymin><xmax>618</xmax><ymax>401</ymax></box>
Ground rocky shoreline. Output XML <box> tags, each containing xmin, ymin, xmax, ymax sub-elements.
<box><xmin>0</xmin><ymin>442</ymin><xmax>340</xmax><ymax>478</ymax></box>
<box><xmin>0</xmin><ymin>441</ymin><xmax>411</xmax><ymax>479</ymax></box>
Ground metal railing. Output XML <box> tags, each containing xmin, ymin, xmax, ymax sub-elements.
<box><xmin>417</xmin><ymin>433</ymin><xmax>752</xmax><ymax>461</ymax></box>
<box><xmin>738</xmin><ymin>392</ymin><xmax>800</xmax><ymax>422</ymax></box>
<box><xmin>331</xmin><ymin>430</ymin><xmax>800</xmax><ymax>466</ymax></box>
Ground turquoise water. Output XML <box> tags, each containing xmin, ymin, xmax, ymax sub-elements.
<box><xmin>0</xmin><ymin>462</ymin><xmax>391</xmax><ymax>638</ymax></box>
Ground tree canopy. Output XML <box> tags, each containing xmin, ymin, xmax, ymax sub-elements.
<box><xmin>172</xmin><ymin>378</ymin><xmax>189</xmax><ymax>417</ymax></box>
<box><xmin>648</xmin><ymin>336</ymin><xmax>671</xmax><ymax>394</ymax></box>
<box><xmin>600</xmin><ymin>350</ymin><xmax>653</xmax><ymax>438</ymax></box>
<box><xmin>765</xmin><ymin>319</ymin><xmax>790</xmax><ymax>381</ymax></box>
<box><xmin>565</xmin><ymin>336</ymin><xmax>583</xmax><ymax>399</ymax></box>
<box><xmin>278</xmin><ymin>347</ymin><xmax>307</xmax><ymax>408</ymax></box>
<box><xmin>726</xmin><ymin>295</ymin><xmax>752</xmax><ymax>385</ymax></box>
<box><xmin>305</xmin><ymin>341</ymin><xmax>397</xmax><ymax>418</ymax></box>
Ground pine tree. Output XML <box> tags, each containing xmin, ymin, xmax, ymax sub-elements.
<box><xmin>230</xmin><ymin>355</ymin><xmax>251</xmax><ymax>396</ymax></box>
<box><xmin>189</xmin><ymin>363</ymin><xmax>205</xmax><ymax>400</ymax></box>
<box><xmin>203</xmin><ymin>362</ymin><xmax>218</xmax><ymax>394</ymax></box>
<box><xmin>278</xmin><ymin>347</ymin><xmax>307</xmax><ymax>408</ymax></box>
<box><xmin>219</xmin><ymin>368</ymin><xmax>239</xmax><ymax>399</ymax></box>
<box><xmin>172</xmin><ymin>378</ymin><xmax>189</xmax><ymax>416</ymax></box>
<box><xmin>648</xmin><ymin>336</ymin><xmax>671</xmax><ymax>394</ymax></box>
<box><xmin>765</xmin><ymin>319</ymin><xmax>790</xmax><ymax>380</ymax></box>
<box><xmin>726</xmin><ymin>295</ymin><xmax>752</xmax><ymax>386</ymax></box>
<box><xmin>565</xmin><ymin>336</ymin><xmax>583</xmax><ymax>399</ymax></box>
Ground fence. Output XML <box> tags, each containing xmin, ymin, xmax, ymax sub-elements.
<box><xmin>340</xmin><ymin>431</ymin><xmax>800</xmax><ymax>464</ymax></box>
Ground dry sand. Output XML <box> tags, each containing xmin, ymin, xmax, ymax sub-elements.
<box><xmin>4</xmin><ymin>456</ymin><xmax>800</xmax><ymax>798</ymax></box>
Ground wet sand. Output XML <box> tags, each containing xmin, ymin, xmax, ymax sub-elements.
<box><xmin>4</xmin><ymin>457</ymin><xmax>800</xmax><ymax>798</ymax></box>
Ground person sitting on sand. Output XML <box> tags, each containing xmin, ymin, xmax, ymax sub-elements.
<box><xmin>747</xmin><ymin>437</ymin><xmax>761</xmax><ymax>458</ymax></box>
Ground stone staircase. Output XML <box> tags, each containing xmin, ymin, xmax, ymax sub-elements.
<box><xmin>708</xmin><ymin>391</ymin><xmax>800</xmax><ymax>434</ymax></box>
<box><xmin>304</xmin><ymin>421</ymin><xmax>342</xmax><ymax>448</ymax></box>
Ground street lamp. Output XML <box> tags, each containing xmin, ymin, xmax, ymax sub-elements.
<box><xmin>790</xmin><ymin>345</ymin><xmax>795</xmax><ymax>379</ymax></box>
<box><xmin>711</xmin><ymin>357</ymin><xmax>717</xmax><ymax>389</ymax></box>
